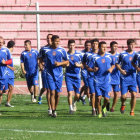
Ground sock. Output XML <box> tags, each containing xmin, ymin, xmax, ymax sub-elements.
<box><xmin>69</xmin><ymin>105</ymin><xmax>73</xmax><ymax>110</ymax></box>
<box><xmin>34</xmin><ymin>96</ymin><xmax>36</xmax><ymax>99</ymax></box>
<box><xmin>73</xmin><ymin>101</ymin><xmax>76</xmax><ymax>105</ymax></box>
<box><xmin>92</xmin><ymin>108</ymin><xmax>95</xmax><ymax>111</ymax></box>
<box><xmin>83</xmin><ymin>95</ymin><xmax>87</xmax><ymax>100</ymax></box>
<box><xmin>88</xmin><ymin>98</ymin><xmax>90</xmax><ymax>102</ymax></box>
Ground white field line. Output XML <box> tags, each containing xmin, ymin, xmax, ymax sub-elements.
<box><xmin>0</xmin><ymin>129</ymin><xmax>140</xmax><ymax>136</ymax></box>
<box><xmin>0</xmin><ymin>129</ymin><xmax>117</xmax><ymax>135</ymax></box>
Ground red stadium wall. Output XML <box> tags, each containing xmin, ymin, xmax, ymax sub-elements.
<box><xmin>0</xmin><ymin>0</ymin><xmax>140</xmax><ymax>58</ymax></box>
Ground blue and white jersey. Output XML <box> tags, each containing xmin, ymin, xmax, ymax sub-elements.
<box><xmin>0</xmin><ymin>47</ymin><xmax>11</xmax><ymax>79</ymax></box>
<box><xmin>132</xmin><ymin>51</ymin><xmax>140</xmax><ymax>76</ymax></box>
<box><xmin>109</xmin><ymin>52</ymin><xmax>120</xmax><ymax>85</ymax></box>
<box><xmin>88</xmin><ymin>53</ymin><xmax>115</xmax><ymax>86</ymax></box>
<box><xmin>81</xmin><ymin>49</ymin><xmax>88</xmax><ymax>77</ymax></box>
<box><xmin>66</xmin><ymin>51</ymin><xmax>82</xmax><ymax>78</ymax></box>
<box><xmin>20</xmin><ymin>49</ymin><xmax>39</xmax><ymax>76</ymax></box>
<box><xmin>116</xmin><ymin>50</ymin><xmax>136</xmax><ymax>84</ymax></box>
<box><xmin>83</xmin><ymin>51</ymin><xmax>97</xmax><ymax>77</ymax></box>
<box><xmin>7</xmin><ymin>54</ymin><xmax>14</xmax><ymax>79</ymax></box>
<box><xmin>43</xmin><ymin>46</ymin><xmax>68</xmax><ymax>81</ymax></box>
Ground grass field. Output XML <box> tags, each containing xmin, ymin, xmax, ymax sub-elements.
<box><xmin>0</xmin><ymin>94</ymin><xmax>140</xmax><ymax>140</ymax></box>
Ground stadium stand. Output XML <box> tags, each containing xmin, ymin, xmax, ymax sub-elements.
<box><xmin>0</xmin><ymin>0</ymin><xmax>140</xmax><ymax>62</ymax></box>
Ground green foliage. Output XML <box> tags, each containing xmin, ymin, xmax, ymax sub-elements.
<box><xmin>14</xmin><ymin>65</ymin><xmax>25</xmax><ymax>79</ymax></box>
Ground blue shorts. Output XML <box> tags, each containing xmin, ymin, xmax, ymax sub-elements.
<box><xmin>26</xmin><ymin>74</ymin><xmax>38</xmax><ymax>87</ymax></box>
<box><xmin>82</xmin><ymin>75</ymin><xmax>89</xmax><ymax>87</ymax></box>
<box><xmin>41</xmin><ymin>71</ymin><xmax>49</xmax><ymax>89</ymax></box>
<box><xmin>137</xmin><ymin>75</ymin><xmax>140</xmax><ymax>93</ymax></box>
<box><xmin>95</xmin><ymin>84</ymin><xmax>110</xmax><ymax>98</ymax></box>
<box><xmin>65</xmin><ymin>76</ymin><xmax>81</xmax><ymax>94</ymax></box>
<box><xmin>47</xmin><ymin>75</ymin><xmax>63</xmax><ymax>93</ymax></box>
<box><xmin>111</xmin><ymin>84</ymin><xmax>120</xmax><ymax>92</ymax></box>
<box><xmin>4</xmin><ymin>78</ymin><xmax>14</xmax><ymax>90</ymax></box>
<box><xmin>87</xmin><ymin>77</ymin><xmax>95</xmax><ymax>94</ymax></box>
<box><xmin>120</xmin><ymin>83</ymin><xmax>137</xmax><ymax>95</ymax></box>
<box><xmin>0</xmin><ymin>79</ymin><xmax>7</xmax><ymax>91</ymax></box>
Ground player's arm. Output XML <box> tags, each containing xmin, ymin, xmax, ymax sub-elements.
<box><xmin>75</xmin><ymin>62</ymin><xmax>83</xmax><ymax>68</ymax></box>
<box><xmin>1</xmin><ymin>59</ymin><xmax>12</xmax><ymax>65</ymax></box>
<box><xmin>55</xmin><ymin>60</ymin><xmax>69</xmax><ymax>67</ymax></box>
<box><xmin>116</xmin><ymin>63</ymin><xmax>126</xmax><ymax>75</ymax></box>
<box><xmin>7</xmin><ymin>65</ymin><xmax>15</xmax><ymax>71</ymax></box>
<box><xmin>131</xmin><ymin>62</ymin><xmax>140</xmax><ymax>72</ymax></box>
<box><xmin>87</xmin><ymin>57</ymin><xmax>98</xmax><ymax>72</ymax></box>
<box><xmin>21</xmin><ymin>63</ymin><xmax>26</xmax><ymax>75</ymax></box>
<box><xmin>107</xmin><ymin>65</ymin><xmax>115</xmax><ymax>73</ymax></box>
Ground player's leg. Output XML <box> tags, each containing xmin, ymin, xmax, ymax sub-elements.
<box><xmin>46</xmin><ymin>88</ymin><xmax>52</xmax><ymax>115</ymax></box>
<box><xmin>50</xmin><ymin>89</ymin><xmax>56</xmax><ymax>116</ymax></box>
<box><xmin>129</xmin><ymin>85</ymin><xmax>137</xmax><ymax>116</ymax></box>
<box><xmin>110</xmin><ymin>85</ymin><xmax>120</xmax><ymax>112</ymax></box>
<box><xmin>6</xmin><ymin>78</ymin><xmax>14</xmax><ymax>107</ymax></box>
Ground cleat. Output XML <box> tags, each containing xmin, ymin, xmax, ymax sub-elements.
<box><xmin>120</xmin><ymin>105</ymin><xmax>125</xmax><ymax>114</ymax></box>
<box><xmin>102</xmin><ymin>107</ymin><xmax>107</xmax><ymax>117</ymax></box>
<box><xmin>51</xmin><ymin>111</ymin><xmax>57</xmax><ymax>118</ymax></box>
<box><xmin>48</xmin><ymin>109</ymin><xmax>52</xmax><ymax>116</ymax></box>
<box><xmin>32</xmin><ymin>99</ymin><xmax>37</xmax><ymax>103</ymax></box>
<box><xmin>73</xmin><ymin>104</ymin><xmax>77</xmax><ymax>112</ymax></box>
<box><xmin>110</xmin><ymin>108</ymin><xmax>114</xmax><ymax>112</ymax></box>
<box><xmin>92</xmin><ymin>110</ymin><xmax>96</xmax><ymax>116</ymax></box>
<box><xmin>38</xmin><ymin>96</ymin><xmax>42</xmax><ymax>104</ymax></box>
<box><xmin>69</xmin><ymin>110</ymin><xmax>74</xmax><ymax>114</ymax></box>
<box><xmin>106</xmin><ymin>102</ymin><xmax>110</xmax><ymax>111</ymax></box>
<box><xmin>5</xmin><ymin>103</ymin><xmax>14</xmax><ymax>108</ymax></box>
<box><xmin>98</xmin><ymin>113</ymin><xmax>102</xmax><ymax>118</ymax></box>
<box><xmin>130</xmin><ymin>112</ymin><xmax>134</xmax><ymax>116</ymax></box>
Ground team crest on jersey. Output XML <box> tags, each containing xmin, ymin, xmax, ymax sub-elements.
<box><xmin>53</xmin><ymin>51</ymin><xmax>56</xmax><ymax>56</ymax></box>
<box><xmin>29</xmin><ymin>53</ymin><xmax>32</xmax><ymax>57</ymax></box>
<box><xmin>102</xmin><ymin>59</ymin><xmax>105</xmax><ymax>63</ymax></box>
<box><xmin>129</xmin><ymin>57</ymin><xmax>132</xmax><ymax>61</ymax></box>
<box><xmin>71</xmin><ymin>56</ymin><xmax>74</xmax><ymax>60</ymax></box>
<box><xmin>35</xmin><ymin>80</ymin><xmax>38</xmax><ymax>84</ymax></box>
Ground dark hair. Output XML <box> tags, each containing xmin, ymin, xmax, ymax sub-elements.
<box><xmin>51</xmin><ymin>35</ymin><xmax>59</xmax><ymax>42</ymax></box>
<box><xmin>110</xmin><ymin>41</ymin><xmax>118</xmax><ymax>48</ymax></box>
<box><xmin>7</xmin><ymin>40</ymin><xmax>15</xmax><ymax>48</ymax></box>
<box><xmin>24</xmin><ymin>40</ymin><xmax>31</xmax><ymax>45</ymax></box>
<box><xmin>99</xmin><ymin>41</ymin><xmax>106</xmax><ymax>48</ymax></box>
<box><xmin>127</xmin><ymin>39</ymin><xmax>135</xmax><ymax>46</ymax></box>
<box><xmin>91</xmin><ymin>38</ymin><xmax>99</xmax><ymax>44</ymax></box>
<box><xmin>84</xmin><ymin>40</ymin><xmax>91</xmax><ymax>46</ymax></box>
<box><xmin>68</xmin><ymin>39</ymin><xmax>75</xmax><ymax>46</ymax></box>
<box><xmin>47</xmin><ymin>34</ymin><xmax>53</xmax><ymax>38</ymax></box>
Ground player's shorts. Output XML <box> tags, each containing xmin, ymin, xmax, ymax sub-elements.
<box><xmin>82</xmin><ymin>75</ymin><xmax>89</xmax><ymax>87</ymax></box>
<box><xmin>137</xmin><ymin>75</ymin><xmax>140</xmax><ymax>93</ymax></box>
<box><xmin>95</xmin><ymin>84</ymin><xmax>110</xmax><ymax>98</ymax></box>
<box><xmin>65</xmin><ymin>76</ymin><xmax>81</xmax><ymax>94</ymax></box>
<box><xmin>4</xmin><ymin>78</ymin><xmax>14</xmax><ymax>91</ymax></box>
<box><xmin>0</xmin><ymin>79</ymin><xmax>7</xmax><ymax>91</ymax></box>
<box><xmin>120</xmin><ymin>80</ymin><xmax>137</xmax><ymax>95</ymax></box>
<box><xmin>111</xmin><ymin>84</ymin><xmax>120</xmax><ymax>92</ymax></box>
<box><xmin>41</xmin><ymin>71</ymin><xmax>49</xmax><ymax>89</ymax></box>
<box><xmin>47</xmin><ymin>75</ymin><xmax>63</xmax><ymax>93</ymax></box>
<box><xmin>87</xmin><ymin>76</ymin><xmax>95</xmax><ymax>94</ymax></box>
<box><xmin>25</xmin><ymin>74</ymin><xmax>38</xmax><ymax>87</ymax></box>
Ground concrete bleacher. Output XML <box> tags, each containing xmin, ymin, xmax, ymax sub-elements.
<box><xmin>0</xmin><ymin>0</ymin><xmax>140</xmax><ymax>64</ymax></box>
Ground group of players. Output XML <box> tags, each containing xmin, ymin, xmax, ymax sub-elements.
<box><xmin>0</xmin><ymin>34</ymin><xmax>140</xmax><ymax>118</ymax></box>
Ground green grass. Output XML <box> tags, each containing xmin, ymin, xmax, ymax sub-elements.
<box><xmin>0</xmin><ymin>95</ymin><xmax>140</xmax><ymax>140</ymax></box>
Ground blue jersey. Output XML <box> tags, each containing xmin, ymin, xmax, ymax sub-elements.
<box><xmin>20</xmin><ymin>49</ymin><xmax>39</xmax><ymax>76</ymax></box>
<box><xmin>66</xmin><ymin>51</ymin><xmax>82</xmax><ymax>78</ymax></box>
<box><xmin>43</xmin><ymin>46</ymin><xmax>68</xmax><ymax>81</ymax></box>
<box><xmin>7</xmin><ymin>56</ymin><xmax>14</xmax><ymax>79</ymax></box>
<box><xmin>132</xmin><ymin>51</ymin><xmax>140</xmax><ymax>76</ymax></box>
<box><xmin>83</xmin><ymin>51</ymin><xmax>97</xmax><ymax>77</ymax></box>
<box><xmin>109</xmin><ymin>52</ymin><xmax>120</xmax><ymax>85</ymax></box>
<box><xmin>89</xmin><ymin>53</ymin><xmax>115</xmax><ymax>86</ymax></box>
<box><xmin>116</xmin><ymin>50</ymin><xmax>136</xmax><ymax>84</ymax></box>
<box><xmin>0</xmin><ymin>47</ymin><xmax>11</xmax><ymax>79</ymax></box>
